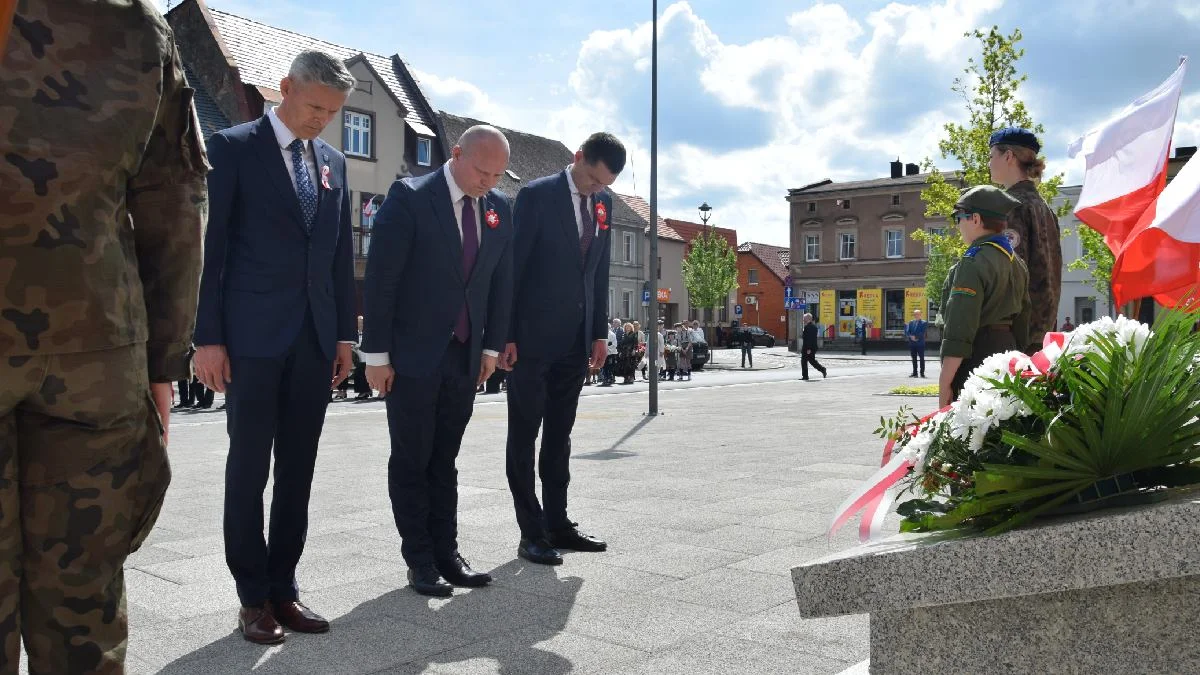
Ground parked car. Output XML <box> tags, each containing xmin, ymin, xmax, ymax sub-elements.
<box><xmin>727</xmin><ymin>325</ymin><xmax>776</xmax><ymax>348</ymax></box>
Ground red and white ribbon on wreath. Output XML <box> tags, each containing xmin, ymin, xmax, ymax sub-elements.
<box><xmin>830</xmin><ymin>332</ymin><xmax>1072</xmax><ymax>542</ymax></box>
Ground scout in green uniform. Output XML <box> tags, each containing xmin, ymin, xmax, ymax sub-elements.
<box><xmin>939</xmin><ymin>186</ymin><xmax>1032</xmax><ymax>407</ymax></box>
<box><xmin>988</xmin><ymin>126</ymin><xmax>1060</xmax><ymax>352</ymax></box>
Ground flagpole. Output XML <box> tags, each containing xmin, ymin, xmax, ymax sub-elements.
<box><xmin>647</xmin><ymin>0</ymin><xmax>660</xmax><ymax>417</ymax></box>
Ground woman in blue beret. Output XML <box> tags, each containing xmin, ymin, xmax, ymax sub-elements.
<box><xmin>988</xmin><ymin>126</ymin><xmax>1062</xmax><ymax>354</ymax></box>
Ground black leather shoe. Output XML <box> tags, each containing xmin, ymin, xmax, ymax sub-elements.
<box><xmin>549</xmin><ymin>527</ymin><xmax>607</xmax><ymax>552</ymax></box>
<box><xmin>517</xmin><ymin>538</ymin><xmax>563</xmax><ymax>566</ymax></box>
<box><xmin>436</xmin><ymin>553</ymin><xmax>492</xmax><ymax>587</ymax></box>
<box><xmin>407</xmin><ymin>565</ymin><xmax>453</xmax><ymax>597</ymax></box>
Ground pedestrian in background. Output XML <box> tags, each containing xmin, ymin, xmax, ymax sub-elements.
<box><xmin>905</xmin><ymin>309</ymin><xmax>928</xmax><ymax>378</ymax></box>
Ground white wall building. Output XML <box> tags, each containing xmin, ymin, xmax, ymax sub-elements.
<box><xmin>1054</xmin><ymin>185</ymin><xmax>1111</xmax><ymax>325</ymax></box>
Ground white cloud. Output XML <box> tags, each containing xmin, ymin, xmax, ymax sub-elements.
<box><xmin>411</xmin><ymin>69</ymin><xmax>504</xmax><ymax>123</ymax></box>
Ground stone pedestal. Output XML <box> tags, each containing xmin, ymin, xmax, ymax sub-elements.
<box><xmin>792</xmin><ymin>491</ymin><xmax>1200</xmax><ymax>674</ymax></box>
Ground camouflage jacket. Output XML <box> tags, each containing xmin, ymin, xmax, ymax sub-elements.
<box><xmin>1004</xmin><ymin>180</ymin><xmax>1060</xmax><ymax>345</ymax></box>
<box><xmin>1</xmin><ymin>0</ymin><xmax>208</xmax><ymax>382</ymax></box>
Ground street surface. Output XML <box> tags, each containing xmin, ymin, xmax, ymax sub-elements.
<box><xmin>56</xmin><ymin>350</ymin><xmax>941</xmax><ymax>674</ymax></box>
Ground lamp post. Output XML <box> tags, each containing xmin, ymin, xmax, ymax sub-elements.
<box><xmin>647</xmin><ymin>0</ymin><xmax>660</xmax><ymax>417</ymax></box>
<box><xmin>698</xmin><ymin>201</ymin><xmax>712</xmax><ymax>226</ymax></box>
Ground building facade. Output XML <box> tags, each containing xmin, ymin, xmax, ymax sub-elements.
<box><xmin>787</xmin><ymin>161</ymin><xmax>961</xmax><ymax>343</ymax></box>
<box><xmin>615</xmin><ymin>194</ymin><xmax>687</xmax><ymax>327</ymax></box>
<box><xmin>736</xmin><ymin>243</ymin><xmax>791</xmax><ymax>343</ymax></box>
<box><xmin>1054</xmin><ymin>184</ymin><xmax>1111</xmax><ymax>326</ymax></box>
<box><xmin>662</xmin><ymin>219</ymin><xmax>738</xmax><ymax>328</ymax></box>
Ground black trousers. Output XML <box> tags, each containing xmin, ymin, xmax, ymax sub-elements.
<box><xmin>949</xmin><ymin>328</ymin><xmax>1017</xmax><ymax>400</ymax></box>
<box><xmin>910</xmin><ymin>344</ymin><xmax>926</xmax><ymax>376</ymax></box>
<box><xmin>741</xmin><ymin>345</ymin><xmax>753</xmax><ymax>367</ymax></box>
<box><xmin>191</xmin><ymin>378</ymin><xmax>215</xmax><ymax>407</ymax></box>
<box><xmin>506</xmin><ymin>343</ymin><xmax>587</xmax><ymax>540</ymax></box>
<box><xmin>223</xmin><ymin>314</ymin><xmax>331</xmax><ymax>607</ymax></box>
<box><xmin>385</xmin><ymin>340</ymin><xmax>476</xmax><ymax>567</ymax></box>
<box><xmin>351</xmin><ymin>362</ymin><xmax>371</xmax><ymax>394</ymax></box>
<box><xmin>176</xmin><ymin>379</ymin><xmax>193</xmax><ymax>406</ymax></box>
<box><xmin>801</xmin><ymin>349</ymin><xmax>825</xmax><ymax>379</ymax></box>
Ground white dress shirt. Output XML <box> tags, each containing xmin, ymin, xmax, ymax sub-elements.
<box><xmin>269</xmin><ymin>109</ymin><xmax>356</xmax><ymax>347</ymax></box>
<box><xmin>268</xmin><ymin>107</ymin><xmax>318</xmax><ymax>195</ymax></box>
<box><xmin>362</xmin><ymin>162</ymin><xmax>496</xmax><ymax>368</ymax></box>
<box><xmin>565</xmin><ymin>165</ymin><xmax>598</xmax><ymax>239</ymax></box>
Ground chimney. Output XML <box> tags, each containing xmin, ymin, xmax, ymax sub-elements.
<box><xmin>890</xmin><ymin>159</ymin><xmax>903</xmax><ymax>179</ymax></box>
<box><xmin>1176</xmin><ymin>146</ymin><xmax>1197</xmax><ymax>160</ymax></box>
<box><xmin>905</xmin><ymin>163</ymin><xmax>920</xmax><ymax>176</ymax></box>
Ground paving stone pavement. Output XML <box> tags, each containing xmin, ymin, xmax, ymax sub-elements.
<box><xmin>20</xmin><ymin>364</ymin><xmax>942</xmax><ymax>674</ymax></box>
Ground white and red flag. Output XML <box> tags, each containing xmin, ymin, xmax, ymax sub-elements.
<box><xmin>1069</xmin><ymin>59</ymin><xmax>1199</xmax><ymax>307</ymax></box>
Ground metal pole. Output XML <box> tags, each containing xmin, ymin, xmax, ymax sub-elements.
<box><xmin>648</xmin><ymin>0</ymin><xmax>660</xmax><ymax>416</ymax></box>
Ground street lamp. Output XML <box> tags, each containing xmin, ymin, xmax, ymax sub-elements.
<box><xmin>698</xmin><ymin>202</ymin><xmax>712</xmax><ymax>226</ymax></box>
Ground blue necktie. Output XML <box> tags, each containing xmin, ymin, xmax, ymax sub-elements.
<box><xmin>288</xmin><ymin>139</ymin><xmax>317</xmax><ymax>229</ymax></box>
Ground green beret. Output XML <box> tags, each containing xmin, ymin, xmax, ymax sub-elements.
<box><xmin>954</xmin><ymin>185</ymin><xmax>1022</xmax><ymax>220</ymax></box>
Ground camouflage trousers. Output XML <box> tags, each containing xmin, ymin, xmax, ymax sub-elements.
<box><xmin>0</xmin><ymin>344</ymin><xmax>170</xmax><ymax>675</ymax></box>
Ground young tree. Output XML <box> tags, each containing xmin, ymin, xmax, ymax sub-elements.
<box><xmin>914</xmin><ymin>27</ymin><xmax>1070</xmax><ymax>308</ymax></box>
<box><xmin>682</xmin><ymin>229</ymin><xmax>738</xmax><ymax>330</ymax></box>
<box><xmin>1065</xmin><ymin>224</ymin><xmax>1117</xmax><ymax>315</ymax></box>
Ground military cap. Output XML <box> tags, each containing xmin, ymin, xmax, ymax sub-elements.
<box><xmin>988</xmin><ymin>126</ymin><xmax>1041</xmax><ymax>153</ymax></box>
<box><xmin>954</xmin><ymin>185</ymin><xmax>1022</xmax><ymax>220</ymax></box>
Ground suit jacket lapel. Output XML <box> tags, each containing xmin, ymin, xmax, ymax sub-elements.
<box><xmin>557</xmin><ymin>171</ymin><xmax>583</xmax><ymax>269</ymax></box>
<box><xmin>583</xmin><ymin>193</ymin><xmax>607</xmax><ymax>272</ymax></box>
<box><xmin>251</xmin><ymin>116</ymin><xmax>308</xmax><ymax>233</ymax></box>
<box><xmin>430</xmin><ymin>170</ymin><xmax>465</xmax><ymax>283</ymax></box>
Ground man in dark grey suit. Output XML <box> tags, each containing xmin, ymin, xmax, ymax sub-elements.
<box><xmin>362</xmin><ymin>126</ymin><xmax>513</xmax><ymax>596</ymax></box>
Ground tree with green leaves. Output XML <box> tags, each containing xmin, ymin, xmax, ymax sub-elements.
<box><xmin>1065</xmin><ymin>224</ymin><xmax>1116</xmax><ymax>315</ymax></box>
<box><xmin>682</xmin><ymin>229</ymin><xmax>738</xmax><ymax>329</ymax></box>
<box><xmin>914</xmin><ymin>26</ymin><xmax>1070</xmax><ymax>309</ymax></box>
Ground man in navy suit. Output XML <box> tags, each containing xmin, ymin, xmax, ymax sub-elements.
<box><xmin>194</xmin><ymin>51</ymin><xmax>356</xmax><ymax>644</ymax></box>
<box><xmin>361</xmin><ymin>126</ymin><xmax>513</xmax><ymax>596</ymax></box>
<box><xmin>905</xmin><ymin>309</ymin><xmax>928</xmax><ymax>378</ymax></box>
<box><xmin>501</xmin><ymin>133</ymin><xmax>626</xmax><ymax>565</ymax></box>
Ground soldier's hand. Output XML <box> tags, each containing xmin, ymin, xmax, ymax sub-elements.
<box><xmin>150</xmin><ymin>382</ymin><xmax>173</xmax><ymax>445</ymax></box>
<box><xmin>194</xmin><ymin>345</ymin><xmax>231</xmax><ymax>394</ymax></box>
<box><xmin>332</xmin><ymin>343</ymin><xmax>353</xmax><ymax>388</ymax></box>
<box><xmin>367</xmin><ymin>364</ymin><xmax>395</xmax><ymax>398</ymax></box>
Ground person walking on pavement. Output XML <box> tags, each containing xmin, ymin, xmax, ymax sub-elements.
<box><xmin>740</xmin><ymin>324</ymin><xmax>754</xmax><ymax>368</ymax></box>
<box><xmin>800</xmin><ymin>313</ymin><xmax>827</xmax><ymax>380</ymax></box>
<box><xmin>905</xmin><ymin>309</ymin><xmax>928</xmax><ymax>378</ymax></box>
<box><xmin>1</xmin><ymin>1</ymin><xmax>207</xmax><ymax>670</ymax></box>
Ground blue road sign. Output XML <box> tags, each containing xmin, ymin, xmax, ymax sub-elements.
<box><xmin>785</xmin><ymin>286</ymin><xmax>793</xmax><ymax>298</ymax></box>
<box><xmin>642</xmin><ymin>289</ymin><xmax>651</xmax><ymax>303</ymax></box>
<box><xmin>734</xmin><ymin>304</ymin><xmax>743</xmax><ymax>316</ymax></box>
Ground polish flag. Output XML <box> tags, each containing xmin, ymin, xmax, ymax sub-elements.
<box><xmin>1068</xmin><ymin>59</ymin><xmax>1186</xmax><ymax>255</ymax></box>
<box><xmin>1109</xmin><ymin>150</ymin><xmax>1200</xmax><ymax>307</ymax></box>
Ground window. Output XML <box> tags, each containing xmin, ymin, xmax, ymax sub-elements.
<box><xmin>343</xmin><ymin>110</ymin><xmax>372</xmax><ymax>158</ymax></box>
<box><xmin>841</xmin><ymin>199</ymin><xmax>851</xmax><ymax>210</ymax></box>
<box><xmin>839</xmin><ymin>232</ymin><xmax>856</xmax><ymax>260</ymax></box>
<box><xmin>805</xmin><ymin>234</ymin><xmax>820</xmax><ymax>262</ymax></box>
<box><xmin>623</xmin><ymin>232</ymin><xmax>635</xmax><ymax>263</ymax></box>
<box><xmin>748</xmin><ymin>268</ymin><xmax>760</xmax><ymax>285</ymax></box>
<box><xmin>891</xmin><ymin>194</ymin><xmax>901</xmax><ymax>206</ymax></box>
<box><xmin>886</xmin><ymin>229</ymin><xmax>904</xmax><ymax>258</ymax></box>
<box><xmin>885</xmin><ymin>289</ymin><xmax>905</xmax><ymax>333</ymax></box>
<box><xmin>416</xmin><ymin>137</ymin><xmax>432</xmax><ymax>166</ymax></box>
<box><xmin>622</xmin><ymin>291</ymin><xmax>633</xmax><ymax>319</ymax></box>
<box><xmin>807</xmin><ymin>202</ymin><xmax>816</xmax><ymax>213</ymax></box>
<box><xmin>925</xmin><ymin>226</ymin><xmax>946</xmax><ymax>256</ymax></box>
<box><xmin>357</xmin><ymin>192</ymin><xmax>379</xmax><ymax>257</ymax></box>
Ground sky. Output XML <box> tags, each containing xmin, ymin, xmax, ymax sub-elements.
<box><xmin>156</xmin><ymin>0</ymin><xmax>1200</xmax><ymax>246</ymax></box>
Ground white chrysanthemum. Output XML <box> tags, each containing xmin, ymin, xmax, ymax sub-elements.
<box><xmin>1062</xmin><ymin>315</ymin><xmax>1151</xmax><ymax>359</ymax></box>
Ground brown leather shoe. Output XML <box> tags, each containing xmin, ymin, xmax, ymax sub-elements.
<box><xmin>271</xmin><ymin>600</ymin><xmax>330</xmax><ymax>634</ymax></box>
<box><xmin>238</xmin><ymin>606</ymin><xmax>285</xmax><ymax>645</ymax></box>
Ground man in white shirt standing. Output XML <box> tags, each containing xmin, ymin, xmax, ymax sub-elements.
<box><xmin>361</xmin><ymin>126</ymin><xmax>513</xmax><ymax>596</ymax></box>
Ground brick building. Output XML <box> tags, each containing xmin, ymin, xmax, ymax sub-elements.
<box><xmin>787</xmin><ymin>161</ymin><xmax>962</xmax><ymax>344</ymax></box>
<box><xmin>736</xmin><ymin>243</ymin><xmax>791</xmax><ymax>343</ymax></box>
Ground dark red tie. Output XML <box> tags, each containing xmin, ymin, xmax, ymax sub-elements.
<box><xmin>579</xmin><ymin>194</ymin><xmax>593</xmax><ymax>257</ymax></box>
<box><xmin>454</xmin><ymin>198</ymin><xmax>479</xmax><ymax>343</ymax></box>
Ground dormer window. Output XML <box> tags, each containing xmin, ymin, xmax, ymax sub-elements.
<box><xmin>416</xmin><ymin>137</ymin><xmax>432</xmax><ymax>166</ymax></box>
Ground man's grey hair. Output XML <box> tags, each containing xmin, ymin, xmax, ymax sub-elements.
<box><xmin>288</xmin><ymin>51</ymin><xmax>356</xmax><ymax>93</ymax></box>
<box><xmin>803</xmin><ymin>313</ymin><xmax>813</xmax><ymax>321</ymax></box>
<box><xmin>458</xmin><ymin>125</ymin><xmax>510</xmax><ymax>155</ymax></box>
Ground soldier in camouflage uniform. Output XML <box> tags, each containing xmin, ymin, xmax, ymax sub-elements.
<box><xmin>988</xmin><ymin>127</ymin><xmax>1061</xmax><ymax>353</ymax></box>
<box><xmin>1</xmin><ymin>1</ymin><xmax>207</xmax><ymax>672</ymax></box>
<box><xmin>939</xmin><ymin>186</ymin><xmax>1032</xmax><ymax>407</ymax></box>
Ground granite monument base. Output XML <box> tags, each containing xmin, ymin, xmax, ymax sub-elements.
<box><xmin>792</xmin><ymin>491</ymin><xmax>1200</xmax><ymax>674</ymax></box>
